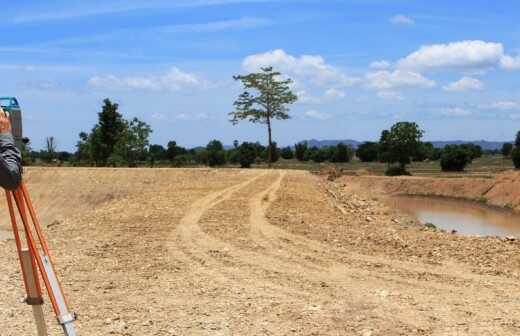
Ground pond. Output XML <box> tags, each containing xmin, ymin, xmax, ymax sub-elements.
<box><xmin>384</xmin><ymin>195</ymin><xmax>520</xmax><ymax>237</ymax></box>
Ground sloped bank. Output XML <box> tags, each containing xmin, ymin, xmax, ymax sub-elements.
<box><xmin>338</xmin><ymin>170</ymin><xmax>520</xmax><ymax>211</ymax></box>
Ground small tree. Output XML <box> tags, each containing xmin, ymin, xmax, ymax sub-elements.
<box><xmin>237</xmin><ymin>142</ymin><xmax>257</xmax><ymax>168</ymax></box>
<box><xmin>97</xmin><ymin>98</ymin><xmax>126</xmax><ymax>163</ymax></box>
<box><xmin>334</xmin><ymin>143</ymin><xmax>351</xmax><ymax>163</ymax></box>
<box><xmin>280</xmin><ymin>146</ymin><xmax>294</xmax><ymax>160</ymax></box>
<box><xmin>294</xmin><ymin>142</ymin><xmax>308</xmax><ymax>161</ymax></box>
<box><xmin>440</xmin><ymin>145</ymin><xmax>472</xmax><ymax>172</ymax></box>
<box><xmin>356</xmin><ymin>142</ymin><xmax>379</xmax><ymax>162</ymax></box>
<box><xmin>230</xmin><ymin>67</ymin><xmax>298</xmax><ymax>167</ymax></box>
<box><xmin>502</xmin><ymin>143</ymin><xmax>513</xmax><ymax>157</ymax></box>
<box><xmin>206</xmin><ymin>140</ymin><xmax>226</xmax><ymax>167</ymax></box>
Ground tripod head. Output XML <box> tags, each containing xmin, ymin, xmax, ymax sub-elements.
<box><xmin>0</xmin><ymin>97</ymin><xmax>23</xmax><ymax>150</ymax></box>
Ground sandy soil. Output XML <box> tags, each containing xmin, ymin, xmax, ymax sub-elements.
<box><xmin>1</xmin><ymin>168</ymin><xmax>520</xmax><ymax>335</ymax></box>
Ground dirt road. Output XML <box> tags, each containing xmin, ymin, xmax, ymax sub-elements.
<box><xmin>1</xmin><ymin>168</ymin><xmax>520</xmax><ymax>335</ymax></box>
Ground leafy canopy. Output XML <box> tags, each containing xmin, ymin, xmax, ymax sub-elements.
<box><xmin>230</xmin><ymin>67</ymin><xmax>298</xmax><ymax>125</ymax></box>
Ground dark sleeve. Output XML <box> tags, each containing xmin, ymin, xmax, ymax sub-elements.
<box><xmin>0</xmin><ymin>133</ymin><xmax>22</xmax><ymax>190</ymax></box>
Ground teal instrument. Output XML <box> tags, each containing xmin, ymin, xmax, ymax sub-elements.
<box><xmin>0</xmin><ymin>97</ymin><xmax>23</xmax><ymax>149</ymax></box>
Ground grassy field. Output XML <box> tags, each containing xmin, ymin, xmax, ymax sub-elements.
<box><xmin>253</xmin><ymin>154</ymin><xmax>515</xmax><ymax>176</ymax></box>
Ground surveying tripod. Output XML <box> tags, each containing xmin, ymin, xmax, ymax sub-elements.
<box><xmin>5</xmin><ymin>182</ymin><xmax>77</xmax><ymax>335</ymax></box>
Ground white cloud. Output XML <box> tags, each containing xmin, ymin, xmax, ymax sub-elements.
<box><xmin>390</xmin><ymin>15</ymin><xmax>415</xmax><ymax>25</ymax></box>
<box><xmin>439</xmin><ymin>107</ymin><xmax>472</xmax><ymax>117</ymax></box>
<box><xmin>397</xmin><ymin>40</ymin><xmax>504</xmax><ymax>71</ymax></box>
<box><xmin>500</xmin><ymin>55</ymin><xmax>520</xmax><ymax>70</ymax></box>
<box><xmin>369</xmin><ymin>60</ymin><xmax>391</xmax><ymax>69</ymax></box>
<box><xmin>480</xmin><ymin>101</ymin><xmax>520</xmax><ymax>110</ymax></box>
<box><xmin>377</xmin><ymin>91</ymin><xmax>404</xmax><ymax>100</ymax></box>
<box><xmin>324</xmin><ymin>88</ymin><xmax>345</xmax><ymax>99</ymax></box>
<box><xmin>88</xmin><ymin>67</ymin><xmax>207</xmax><ymax>91</ymax></box>
<box><xmin>304</xmin><ymin>110</ymin><xmax>331</xmax><ymax>120</ymax></box>
<box><xmin>160</xmin><ymin>17</ymin><xmax>270</xmax><ymax>33</ymax></box>
<box><xmin>365</xmin><ymin>70</ymin><xmax>436</xmax><ymax>90</ymax></box>
<box><xmin>175</xmin><ymin>113</ymin><xmax>209</xmax><ymax>121</ymax></box>
<box><xmin>242</xmin><ymin>49</ymin><xmax>358</xmax><ymax>86</ymax></box>
<box><xmin>443</xmin><ymin>76</ymin><xmax>483</xmax><ymax>92</ymax></box>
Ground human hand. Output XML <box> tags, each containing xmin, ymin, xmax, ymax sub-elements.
<box><xmin>0</xmin><ymin>107</ymin><xmax>12</xmax><ymax>134</ymax></box>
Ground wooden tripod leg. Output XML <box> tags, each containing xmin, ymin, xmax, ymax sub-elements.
<box><xmin>21</xmin><ymin>250</ymin><xmax>48</xmax><ymax>336</ymax></box>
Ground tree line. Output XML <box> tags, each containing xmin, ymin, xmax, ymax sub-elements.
<box><xmin>19</xmin><ymin>66</ymin><xmax>520</xmax><ymax>175</ymax></box>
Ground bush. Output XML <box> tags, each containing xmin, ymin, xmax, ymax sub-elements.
<box><xmin>333</xmin><ymin>143</ymin><xmax>351</xmax><ymax>163</ymax></box>
<box><xmin>356</xmin><ymin>142</ymin><xmax>379</xmax><ymax>162</ymax></box>
<box><xmin>280</xmin><ymin>146</ymin><xmax>294</xmax><ymax>160</ymax></box>
<box><xmin>106</xmin><ymin>154</ymin><xmax>127</xmax><ymax>167</ymax></box>
<box><xmin>294</xmin><ymin>142</ymin><xmax>308</xmax><ymax>161</ymax></box>
<box><xmin>502</xmin><ymin>143</ymin><xmax>513</xmax><ymax>157</ymax></box>
<box><xmin>440</xmin><ymin>145</ymin><xmax>472</xmax><ymax>172</ymax></box>
<box><xmin>237</xmin><ymin>142</ymin><xmax>256</xmax><ymax>168</ymax></box>
<box><xmin>385</xmin><ymin>166</ymin><xmax>411</xmax><ymax>176</ymax></box>
<box><xmin>512</xmin><ymin>147</ymin><xmax>520</xmax><ymax>168</ymax></box>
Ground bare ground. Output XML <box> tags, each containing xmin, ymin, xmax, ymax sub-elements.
<box><xmin>1</xmin><ymin>168</ymin><xmax>520</xmax><ymax>335</ymax></box>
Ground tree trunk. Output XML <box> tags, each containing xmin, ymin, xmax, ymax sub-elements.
<box><xmin>267</xmin><ymin>113</ymin><xmax>272</xmax><ymax>168</ymax></box>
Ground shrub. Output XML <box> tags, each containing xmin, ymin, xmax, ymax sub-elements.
<box><xmin>385</xmin><ymin>166</ymin><xmax>411</xmax><ymax>176</ymax></box>
<box><xmin>106</xmin><ymin>154</ymin><xmax>127</xmax><ymax>167</ymax></box>
<box><xmin>333</xmin><ymin>143</ymin><xmax>351</xmax><ymax>163</ymax></box>
<box><xmin>440</xmin><ymin>145</ymin><xmax>472</xmax><ymax>172</ymax></box>
<box><xmin>512</xmin><ymin>147</ymin><xmax>520</xmax><ymax>169</ymax></box>
<box><xmin>478</xmin><ymin>196</ymin><xmax>488</xmax><ymax>204</ymax></box>
<box><xmin>237</xmin><ymin>142</ymin><xmax>257</xmax><ymax>168</ymax></box>
<box><xmin>294</xmin><ymin>142</ymin><xmax>308</xmax><ymax>161</ymax></box>
<box><xmin>356</xmin><ymin>142</ymin><xmax>379</xmax><ymax>162</ymax></box>
<box><xmin>280</xmin><ymin>146</ymin><xmax>294</xmax><ymax>160</ymax></box>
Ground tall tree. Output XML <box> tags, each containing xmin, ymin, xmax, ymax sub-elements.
<box><xmin>98</xmin><ymin>98</ymin><xmax>126</xmax><ymax>163</ymax></box>
<box><xmin>230</xmin><ymin>67</ymin><xmax>298</xmax><ymax>167</ymax></box>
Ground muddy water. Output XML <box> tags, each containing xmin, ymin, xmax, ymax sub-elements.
<box><xmin>385</xmin><ymin>196</ymin><xmax>520</xmax><ymax>237</ymax></box>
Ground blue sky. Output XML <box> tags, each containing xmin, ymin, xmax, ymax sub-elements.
<box><xmin>1</xmin><ymin>0</ymin><xmax>520</xmax><ymax>151</ymax></box>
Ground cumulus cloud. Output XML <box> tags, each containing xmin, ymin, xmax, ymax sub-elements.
<box><xmin>439</xmin><ymin>107</ymin><xmax>472</xmax><ymax>117</ymax></box>
<box><xmin>479</xmin><ymin>101</ymin><xmax>520</xmax><ymax>110</ymax></box>
<box><xmin>369</xmin><ymin>60</ymin><xmax>391</xmax><ymax>69</ymax></box>
<box><xmin>304</xmin><ymin>110</ymin><xmax>331</xmax><ymax>120</ymax></box>
<box><xmin>443</xmin><ymin>76</ymin><xmax>483</xmax><ymax>92</ymax></box>
<box><xmin>397</xmin><ymin>40</ymin><xmax>504</xmax><ymax>71</ymax></box>
<box><xmin>390</xmin><ymin>15</ymin><xmax>415</xmax><ymax>25</ymax></box>
<box><xmin>242</xmin><ymin>49</ymin><xmax>358</xmax><ymax>86</ymax></box>
<box><xmin>324</xmin><ymin>88</ymin><xmax>345</xmax><ymax>99</ymax></box>
<box><xmin>377</xmin><ymin>91</ymin><xmax>404</xmax><ymax>100</ymax></box>
<box><xmin>500</xmin><ymin>55</ymin><xmax>520</xmax><ymax>70</ymax></box>
<box><xmin>365</xmin><ymin>70</ymin><xmax>436</xmax><ymax>90</ymax></box>
<box><xmin>88</xmin><ymin>67</ymin><xmax>207</xmax><ymax>91</ymax></box>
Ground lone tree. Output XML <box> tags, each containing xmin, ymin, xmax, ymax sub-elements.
<box><xmin>230</xmin><ymin>67</ymin><xmax>298</xmax><ymax>167</ymax></box>
<box><xmin>379</xmin><ymin>122</ymin><xmax>424</xmax><ymax>175</ymax></box>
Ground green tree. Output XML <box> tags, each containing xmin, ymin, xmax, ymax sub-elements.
<box><xmin>356</xmin><ymin>142</ymin><xmax>379</xmax><ymax>162</ymax></box>
<box><xmin>237</xmin><ymin>142</ymin><xmax>257</xmax><ymax>168</ymax></box>
<box><xmin>230</xmin><ymin>67</ymin><xmax>298</xmax><ymax>167</ymax></box>
<box><xmin>379</xmin><ymin>122</ymin><xmax>424</xmax><ymax>174</ymax></box>
<box><xmin>440</xmin><ymin>145</ymin><xmax>472</xmax><ymax>172</ymax></box>
<box><xmin>166</xmin><ymin>141</ymin><xmax>187</xmax><ymax>161</ymax></box>
<box><xmin>502</xmin><ymin>143</ymin><xmax>513</xmax><ymax>157</ymax></box>
<box><xmin>333</xmin><ymin>143</ymin><xmax>351</xmax><ymax>163</ymax></box>
<box><xmin>280</xmin><ymin>146</ymin><xmax>294</xmax><ymax>160</ymax></box>
<box><xmin>294</xmin><ymin>142</ymin><xmax>308</xmax><ymax>161</ymax></box>
<box><xmin>97</xmin><ymin>98</ymin><xmax>126</xmax><ymax>163</ymax></box>
<box><xmin>206</xmin><ymin>140</ymin><xmax>226</xmax><ymax>166</ymax></box>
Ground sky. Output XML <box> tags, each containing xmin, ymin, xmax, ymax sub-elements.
<box><xmin>1</xmin><ymin>0</ymin><xmax>520</xmax><ymax>151</ymax></box>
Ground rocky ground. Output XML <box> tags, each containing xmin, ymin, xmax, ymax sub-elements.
<box><xmin>1</xmin><ymin>168</ymin><xmax>520</xmax><ymax>335</ymax></box>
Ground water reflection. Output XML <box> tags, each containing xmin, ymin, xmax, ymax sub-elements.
<box><xmin>385</xmin><ymin>196</ymin><xmax>520</xmax><ymax>237</ymax></box>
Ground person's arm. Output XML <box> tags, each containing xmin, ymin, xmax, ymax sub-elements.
<box><xmin>0</xmin><ymin>107</ymin><xmax>22</xmax><ymax>190</ymax></box>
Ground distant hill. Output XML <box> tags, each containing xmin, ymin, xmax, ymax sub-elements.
<box><xmin>299</xmin><ymin>139</ymin><xmax>507</xmax><ymax>150</ymax></box>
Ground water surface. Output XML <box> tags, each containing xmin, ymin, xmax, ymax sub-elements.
<box><xmin>385</xmin><ymin>196</ymin><xmax>520</xmax><ymax>237</ymax></box>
